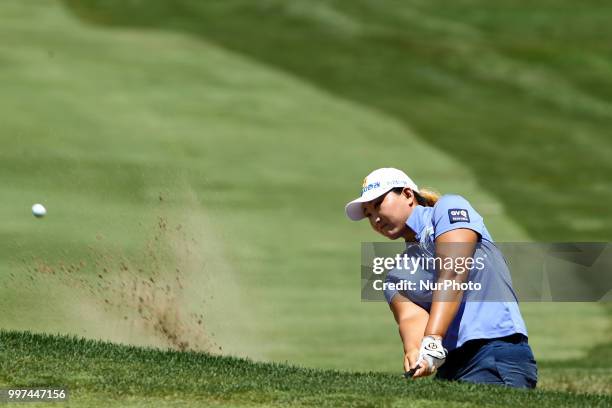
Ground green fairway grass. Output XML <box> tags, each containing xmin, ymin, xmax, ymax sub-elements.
<box><xmin>1</xmin><ymin>0</ymin><xmax>611</xmax><ymax>405</ymax></box>
<box><xmin>61</xmin><ymin>0</ymin><xmax>612</xmax><ymax>370</ymax></box>
<box><xmin>63</xmin><ymin>0</ymin><xmax>612</xmax><ymax>242</ymax></box>
<box><xmin>0</xmin><ymin>0</ymin><xmax>541</xmax><ymax>366</ymax></box>
<box><xmin>1</xmin><ymin>331</ymin><xmax>610</xmax><ymax>407</ymax></box>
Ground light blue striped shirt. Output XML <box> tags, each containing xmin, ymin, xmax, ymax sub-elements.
<box><xmin>384</xmin><ymin>195</ymin><xmax>528</xmax><ymax>351</ymax></box>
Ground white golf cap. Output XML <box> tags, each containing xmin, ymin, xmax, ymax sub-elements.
<box><xmin>345</xmin><ymin>168</ymin><xmax>419</xmax><ymax>221</ymax></box>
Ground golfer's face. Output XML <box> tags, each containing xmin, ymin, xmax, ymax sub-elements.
<box><xmin>362</xmin><ymin>190</ymin><xmax>412</xmax><ymax>240</ymax></box>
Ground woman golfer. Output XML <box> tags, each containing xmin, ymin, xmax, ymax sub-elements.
<box><xmin>345</xmin><ymin>168</ymin><xmax>537</xmax><ymax>388</ymax></box>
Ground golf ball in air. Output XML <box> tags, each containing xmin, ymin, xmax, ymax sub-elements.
<box><xmin>32</xmin><ymin>203</ymin><xmax>47</xmax><ymax>218</ymax></box>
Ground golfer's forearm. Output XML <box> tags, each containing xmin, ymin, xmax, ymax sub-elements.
<box><xmin>425</xmin><ymin>298</ymin><xmax>461</xmax><ymax>338</ymax></box>
<box><xmin>398</xmin><ymin>318</ymin><xmax>424</xmax><ymax>353</ymax></box>
<box><xmin>425</xmin><ymin>270</ymin><xmax>467</xmax><ymax>337</ymax></box>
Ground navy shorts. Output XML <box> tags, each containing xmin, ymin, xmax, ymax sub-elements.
<box><xmin>436</xmin><ymin>334</ymin><xmax>538</xmax><ymax>388</ymax></box>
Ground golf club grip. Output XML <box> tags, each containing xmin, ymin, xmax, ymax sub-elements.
<box><xmin>404</xmin><ymin>365</ymin><xmax>421</xmax><ymax>378</ymax></box>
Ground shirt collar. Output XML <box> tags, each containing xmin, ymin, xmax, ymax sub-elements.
<box><xmin>406</xmin><ymin>205</ymin><xmax>430</xmax><ymax>240</ymax></box>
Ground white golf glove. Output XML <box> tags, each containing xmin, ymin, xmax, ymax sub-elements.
<box><xmin>416</xmin><ymin>335</ymin><xmax>447</xmax><ymax>374</ymax></box>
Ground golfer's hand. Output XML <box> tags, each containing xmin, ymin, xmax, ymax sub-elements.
<box><xmin>413</xmin><ymin>336</ymin><xmax>447</xmax><ymax>378</ymax></box>
<box><xmin>403</xmin><ymin>349</ymin><xmax>420</xmax><ymax>374</ymax></box>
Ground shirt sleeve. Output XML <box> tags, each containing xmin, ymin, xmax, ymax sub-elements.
<box><xmin>432</xmin><ymin>195</ymin><xmax>485</xmax><ymax>240</ymax></box>
<box><xmin>383</xmin><ymin>272</ymin><xmax>399</xmax><ymax>304</ymax></box>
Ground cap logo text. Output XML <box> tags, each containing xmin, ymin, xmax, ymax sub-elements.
<box><xmin>361</xmin><ymin>181</ymin><xmax>381</xmax><ymax>195</ymax></box>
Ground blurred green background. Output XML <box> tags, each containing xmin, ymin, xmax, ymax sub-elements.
<box><xmin>1</xmin><ymin>0</ymin><xmax>610</xmax><ymax>395</ymax></box>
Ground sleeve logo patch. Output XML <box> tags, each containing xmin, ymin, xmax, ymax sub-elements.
<box><xmin>448</xmin><ymin>208</ymin><xmax>470</xmax><ymax>223</ymax></box>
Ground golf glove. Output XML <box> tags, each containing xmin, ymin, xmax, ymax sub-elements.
<box><xmin>417</xmin><ymin>336</ymin><xmax>447</xmax><ymax>373</ymax></box>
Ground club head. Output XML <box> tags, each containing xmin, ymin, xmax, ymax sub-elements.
<box><xmin>404</xmin><ymin>365</ymin><xmax>421</xmax><ymax>379</ymax></box>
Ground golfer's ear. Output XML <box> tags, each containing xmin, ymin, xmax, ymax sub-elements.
<box><xmin>403</xmin><ymin>188</ymin><xmax>415</xmax><ymax>201</ymax></box>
